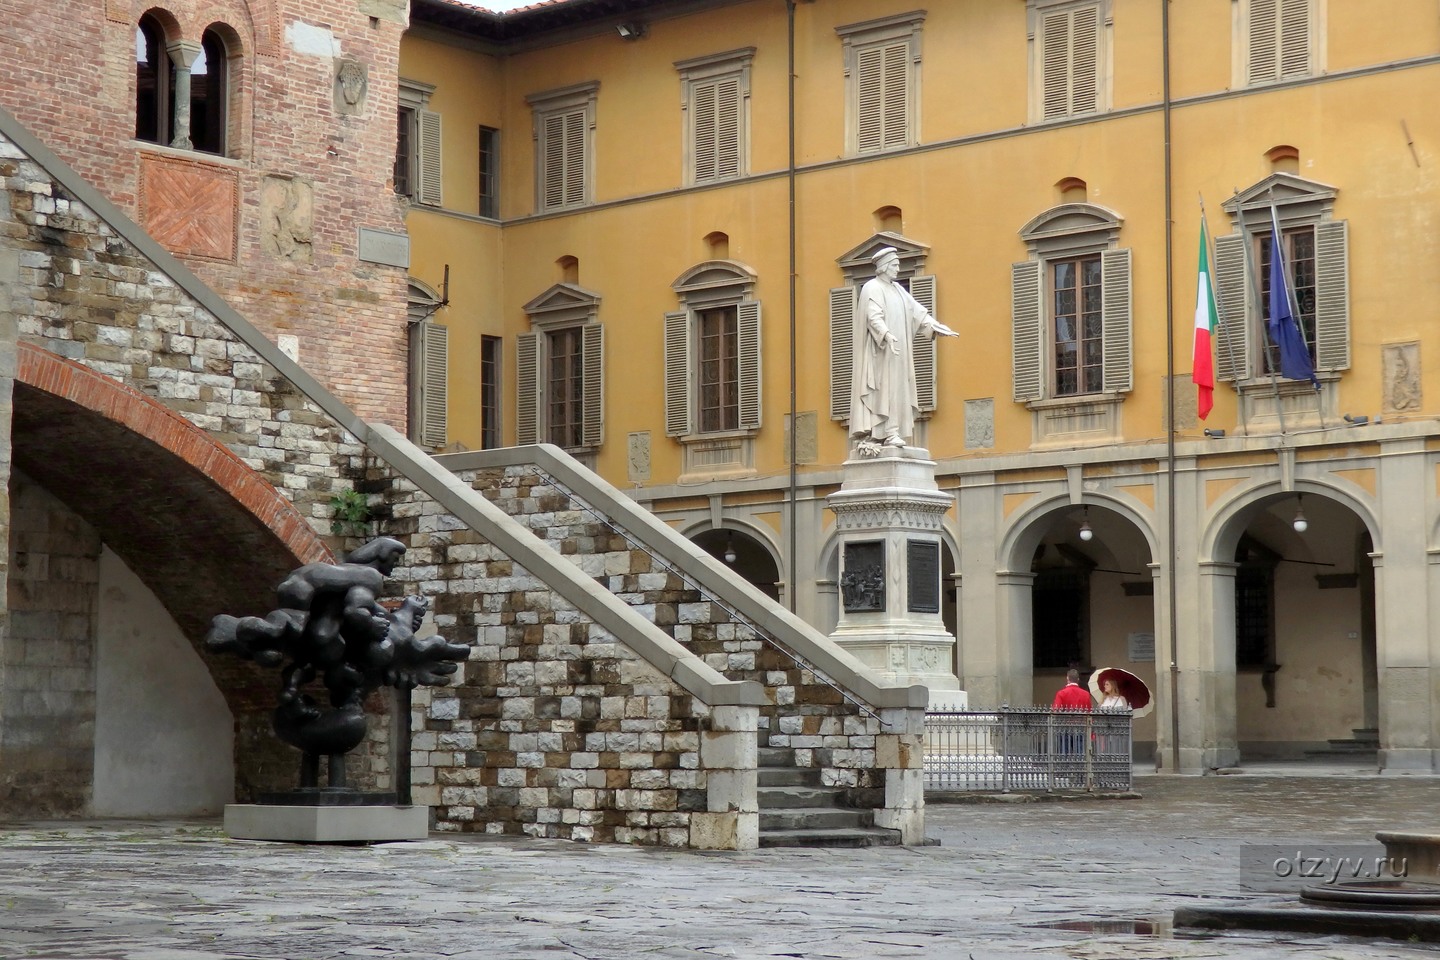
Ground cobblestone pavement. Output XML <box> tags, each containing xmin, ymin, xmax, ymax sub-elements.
<box><xmin>3</xmin><ymin>774</ymin><xmax>1439</xmax><ymax>959</ymax></box>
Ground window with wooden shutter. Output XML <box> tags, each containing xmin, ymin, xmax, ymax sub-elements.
<box><xmin>1032</xmin><ymin>0</ymin><xmax>1107</xmax><ymax>122</ymax></box>
<box><xmin>1312</xmin><ymin>220</ymin><xmax>1349</xmax><ymax>371</ymax></box>
<box><xmin>829</xmin><ymin>286</ymin><xmax>857</xmax><ymax>421</ymax></box>
<box><xmin>414</xmin><ymin>321</ymin><xmax>448</xmax><ymax>447</ymax></box>
<box><xmin>837</xmin><ymin>12</ymin><xmax>924</xmax><ymax>157</ymax></box>
<box><xmin>516</xmin><ymin>331</ymin><xmax>538</xmax><ymax>445</ymax></box>
<box><xmin>415</xmin><ymin>109</ymin><xmax>443</xmax><ymax>207</ymax></box>
<box><xmin>518</xmin><ymin>282</ymin><xmax>604</xmax><ymax>454</ymax></box>
<box><xmin>1099</xmin><ymin>248</ymin><xmax>1132</xmax><ymax>393</ymax></box>
<box><xmin>737</xmin><ymin>301</ymin><xmax>762</xmax><ymax>430</ymax></box>
<box><xmin>528</xmin><ymin>82</ymin><xmax>598</xmax><ymax>213</ymax></box>
<box><xmin>678</xmin><ymin>49</ymin><xmax>753</xmax><ymax>185</ymax></box>
<box><xmin>908</xmin><ymin>275</ymin><xmax>938</xmax><ymax>412</ymax></box>
<box><xmin>1213</xmin><ymin>233</ymin><xmax>1252</xmax><ymax>382</ymax></box>
<box><xmin>663</xmin><ymin>310</ymin><xmax>691</xmax><ymax>437</ymax></box>
<box><xmin>1012</xmin><ymin>260</ymin><xmax>1044</xmax><ymax>403</ymax></box>
<box><xmin>1245</xmin><ymin>0</ymin><xmax>1312</xmax><ymax>85</ymax></box>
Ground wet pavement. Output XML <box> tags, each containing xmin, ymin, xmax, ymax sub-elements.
<box><xmin>3</xmin><ymin>772</ymin><xmax>1440</xmax><ymax>959</ymax></box>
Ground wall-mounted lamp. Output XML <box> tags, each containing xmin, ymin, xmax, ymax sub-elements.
<box><xmin>1203</xmin><ymin>428</ymin><xmax>1226</xmax><ymax>438</ymax></box>
<box><xmin>723</xmin><ymin>535</ymin><xmax>737</xmax><ymax>564</ymax></box>
<box><xmin>1343</xmin><ymin>413</ymin><xmax>1369</xmax><ymax>426</ymax></box>
<box><xmin>1078</xmin><ymin>506</ymin><xmax>1094</xmax><ymax>542</ymax></box>
<box><xmin>616</xmin><ymin>21</ymin><xmax>646</xmax><ymax>39</ymax></box>
<box><xmin>1292</xmin><ymin>495</ymin><xmax>1308</xmax><ymax>534</ymax></box>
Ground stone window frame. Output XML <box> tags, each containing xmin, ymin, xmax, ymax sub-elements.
<box><xmin>1234</xmin><ymin>0</ymin><xmax>1324</xmax><ymax>88</ymax></box>
<box><xmin>828</xmin><ymin>232</ymin><xmax>940</xmax><ymax>432</ymax></box>
<box><xmin>1028</xmin><ymin>0</ymin><xmax>1112</xmax><ymax>122</ymax></box>
<box><xmin>1215</xmin><ymin>172</ymin><xmax>1349</xmax><ymax>427</ymax></box>
<box><xmin>676</xmin><ymin>48</ymin><xmax>754</xmax><ymax>186</ymax></box>
<box><xmin>134</xmin><ymin>12</ymin><xmax>242</xmax><ymax>158</ymax></box>
<box><xmin>665</xmin><ymin>260</ymin><xmax>762</xmax><ymax>479</ymax></box>
<box><xmin>527</xmin><ymin>81</ymin><xmax>599</xmax><ymax>213</ymax></box>
<box><xmin>836</xmin><ymin>11</ymin><xmax>925</xmax><ymax>157</ymax></box>
<box><xmin>518</xmin><ymin>283</ymin><xmax>604</xmax><ymax>459</ymax></box>
<box><xmin>397</xmin><ymin>78</ymin><xmax>441</xmax><ymax>206</ymax></box>
<box><xmin>1011</xmin><ymin>203</ymin><xmax>1132</xmax><ymax>447</ymax></box>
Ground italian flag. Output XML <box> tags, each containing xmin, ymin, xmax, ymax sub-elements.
<box><xmin>1192</xmin><ymin>219</ymin><xmax>1217</xmax><ymax>421</ymax></box>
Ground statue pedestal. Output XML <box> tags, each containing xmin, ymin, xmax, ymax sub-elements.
<box><xmin>827</xmin><ymin>446</ymin><xmax>966</xmax><ymax>711</ymax></box>
<box><xmin>224</xmin><ymin>803</ymin><xmax>429</xmax><ymax>843</ymax></box>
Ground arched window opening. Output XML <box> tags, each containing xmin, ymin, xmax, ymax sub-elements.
<box><xmin>135</xmin><ymin>16</ymin><xmax>171</xmax><ymax>145</ymax></box>
<box><xmin>191</xmin><ymin>29</ymin><xmax>229</xmax><ymax>155</ymax></box>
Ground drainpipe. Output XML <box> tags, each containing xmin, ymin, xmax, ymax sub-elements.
<box><xmin>1161</xmin><ymin>0</ymin><xmax>1181</xmax><ymax>774</ymax></box>
<box><xmin>786</xmin><ymin>0</ymin><xmax>798</xmax><ymax>612</ymax></box>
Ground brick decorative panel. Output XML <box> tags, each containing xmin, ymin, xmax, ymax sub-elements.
<box><xmin>139</xmin><ymin>154</ymin><xmax>239</xmax><ymax>263</ymax></box>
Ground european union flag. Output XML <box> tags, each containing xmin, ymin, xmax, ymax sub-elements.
<box><xmin>1268</xmin><ymin>211</ymin><xmax>1319</xmax><ymax>388</ymax></box>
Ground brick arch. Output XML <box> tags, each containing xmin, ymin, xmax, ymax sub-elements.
<box><xmin>16</xmin><ymin>342</ymin><xmax>332</xmax><ymax>568</ymax></box>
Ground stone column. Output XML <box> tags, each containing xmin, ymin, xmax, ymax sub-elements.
<box><xmin>993</xmin><ymin>570</ymin><xmax>1036</xmax><ymax>706</ymax></box>
<box><xmin>693</xmin><ymin>704</ymin><xmax>758</xmax><ymax>850</ymax></box>
<box><xmin>873</xmin><ymin>704</ymin><xmax>926</xmax><ymax>844</ymax></box>
<box><xmin>827</xmin><ymin>448</ymin><xmax>964</xmax><ymax>710</ymax></box>
<box><xmin>1196</xmin><ymin>560</ymin><xmax>1239</xmax><ymax>770</ymax></box>
<box><xmin>165</xmin><ymin>40</ymin><xmax>202</xmax><ymax>150</ymax></box>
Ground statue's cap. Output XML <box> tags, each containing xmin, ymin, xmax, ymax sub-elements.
<box><xmin>872</xmin><ymin>246</ymin><xmax>900</xmax><ymax>267</ymax></box>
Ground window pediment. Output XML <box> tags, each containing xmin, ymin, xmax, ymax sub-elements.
<box><xmin>1019</xmin><ymin>203</ymin><xmax>1122</xmax><ymax>256</ymax></box>
<box><xmin>671</xmin><ymin>260</ymin><xmax>756</xmax><ymax>303</ymax></box>
<box><xmin>835</xmin><ymin>231</ymin><xmax>929</xmax><ymax>283</ymax></box>
<box><xmin>1221</xmin><ymin>172</ymin><xmax>1338</xmax><ymax>219</ymax></box>
<box><xmin>523</xmin><ymin>282</ymin><xmax>602</xmax><ymax>328</ymax></box>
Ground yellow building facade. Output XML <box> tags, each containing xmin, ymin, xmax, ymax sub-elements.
<box><xmin>401</xmin><ymin>0</ymin><xmax>1440</xmax><ymax>773</ymax></box>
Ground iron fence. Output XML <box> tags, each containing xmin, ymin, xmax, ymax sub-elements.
<box><xmin>924</xmin><ymin>706</ymin><xmax>1133</xmax><ymax>793</ymax></box>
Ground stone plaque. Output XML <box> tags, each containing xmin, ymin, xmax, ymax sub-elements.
<box><xmin>627</xmin><ymin>431</ymin><xmax>651</xmax><ymax>483</ymax></box>
<box><xmin>1383</xmin><ymin>342</ymin><xmax>1421</xmax><ymax>415</ymax></box>
<box><xmin>906</xmin><ymin>539</ymin><xmax>940</xmax><ymax>613</ymax></box>
<box><xmin>334</xmin><ymin>58</ymin><xmax>369</xmax><ymax>116</ymax></box>
<box><xmin>964</xmin><ymin>398</ymin><xmax>994</xmax><ymax>449</ymax></box>
<box><xmin>1168</xmin><ymin>374</ymin><xmax>1198</xmax><ymax>430</ymax></box>
<box><xmin>358</xmin><ymin>228</ymin><xmax>410</xmax><ymax>268</ymax></box>
<box><xmin>841</xmin><ymin>541</ymin><xmax>885</xmax><ymax>612</ymax></box>
<box><xmin>260</xmin><ymin>176</ymin><xmax>314</xmax><ymax>262</ymax></box>
<box><xmin>784</xmin><ymin>411</ymin><xmax>817</xmax><ymax>464</ymax></box>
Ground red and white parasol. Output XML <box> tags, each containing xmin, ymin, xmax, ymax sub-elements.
<box><xmin>1088</xmin><ymin>667</ymin><xmax>1153</xmax><ymax>719</ymax></box>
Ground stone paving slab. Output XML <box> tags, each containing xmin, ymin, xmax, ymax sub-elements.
<box><xmin>2</xmin><ymin>776</ymin><xmax>1439</xmax><ymax>959</ymax></box>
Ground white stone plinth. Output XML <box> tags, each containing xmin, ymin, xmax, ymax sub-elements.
<box><xmin>827</xmin><ymin>446</ymin><xmax>966</xmax><ymax>702</ymax></box>
<box><xmin>224</xmin><ymin>804</ymin><xmax>430</xmax><ymax>843</ymax></box>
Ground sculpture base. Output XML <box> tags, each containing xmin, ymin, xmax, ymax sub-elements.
<box><xmin>224</xmin><ymin>803</ymin><xmax>429</xmax><ymax>843</ymax></box>
<box><xmin>259</xmin><ymin>789</ymin><xmax>398</xmax><ymax>806</ymax></box>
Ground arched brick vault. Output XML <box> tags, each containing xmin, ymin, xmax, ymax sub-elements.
<box><xmin>12</xmin><ymin>344</ymin><xmax>337</xmax><ymax>792</ymax></box>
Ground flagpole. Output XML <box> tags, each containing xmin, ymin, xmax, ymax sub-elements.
<box><xmin>1232</xmin><ymin>194</ymin><xmax>1288</xmax><ymax>435</ymax></box>
<box><xmin>1199</xmin><ymin>195</ymin><xmax>1249</xmax><ymax>437</ymax></box>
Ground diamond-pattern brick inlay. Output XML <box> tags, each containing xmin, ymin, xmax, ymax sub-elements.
<box><xmin>140</xmin><ymin>153</ymin><xmax>238</xmax><ymax>262</ymax></box>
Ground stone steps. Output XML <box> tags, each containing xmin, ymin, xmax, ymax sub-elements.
<box><xmin>756</xmin><ymin>747</ymin><xmax>900</xmax><ymax>848</ymax></box>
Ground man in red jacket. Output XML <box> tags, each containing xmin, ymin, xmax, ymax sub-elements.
<box><xmin>1053</xmin><ymin>669</ymin><xmax>1093</xmax><ymax>710</ymax></box>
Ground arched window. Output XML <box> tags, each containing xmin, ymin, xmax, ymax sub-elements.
<box><xmin>135</xmin><ymin>15</ymin><xmax>172</xmax><ymax>145</ymax></box>
<box><xmin>191</xmin><ymin>29</ymin><xmax>228</xmax><ymax>155</ymax></box>
<box><xmin>134</xmin><ymin>16</ymin><xmax>229</xmax><ymax>155</ymax></box>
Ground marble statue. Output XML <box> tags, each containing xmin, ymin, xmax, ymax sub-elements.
<box><xmin>207</xmin><ymin>537</ymin><xmax>470</xmax><ymax>793</ymax></box>
<box><xmin>849</xmin><ymin>246</ymin><xmax>958</xmax><ymax>455</ymax></box>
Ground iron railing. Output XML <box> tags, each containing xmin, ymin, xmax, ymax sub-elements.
<box><xmin>924</xmin><ymin>706</ymin><xmax>1133</xmax><ymax>793</ymax></box>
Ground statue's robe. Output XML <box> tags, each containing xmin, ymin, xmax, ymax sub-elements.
<box><xmin>849</xmin><ymin>276</ymin><xmax>942</xmax><ymax>443</ymax></box>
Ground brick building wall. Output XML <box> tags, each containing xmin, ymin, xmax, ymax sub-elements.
<box><xmin>0</xmin><ymin>0</ymin><xmax>410</xmax><ymax>428</ymax></box>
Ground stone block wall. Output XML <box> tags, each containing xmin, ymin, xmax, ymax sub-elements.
<box><xmin>449</xmin><ymin>464</ymin><xmax>894</xmax><ymax>797</ymax></box>
<box><xmin>379</xmin><ymin>473</ymin><xmax>758</xmax><ymax>848</ymax></box>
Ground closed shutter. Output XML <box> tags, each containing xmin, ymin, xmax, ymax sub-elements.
<box><xmin>563</xmin><ymin>110</ymin><xmax>586</xmax><ymax>206</ymax></box>
<box><xmin>1070</xmin><ymin>6</ymin><xmax>1100</xmax><ymax>114</ymax></box>
<box><xmin>692</xmin><ymin>76</ymin><xmax>742</xmax><ymax>182</ymax></box>
<box><xmin>909</xmin><ymin>274</ymin><xmax>937</xmax><ymax>413</ymax></box>
<box><xmin>1248</xmin><ymin>0</ymin><xmax>1279</xmax><ymax>83</ymax></box>
<box><xmin>1278</xmin><ymin>0</ymin><xmax>1310</xmax><ymax>79</ymax></box>
<box><xmin>737</xmin><ymin>301</ymin><xmax>761</xmax><ymax>429</ymax></box>
<box><xmin>581</xmin><ymin>324</ymin><xmax>604</xmax><ymax>447</ymax></box>
<box><xmin>1041</xmin><ymin>6</ymin><xmax>1099</xmax><ymax>119</ymax></box>
<box><xmin>1313</xmin><ymin>220</ymin><xmax>1350</xmax><ymax>371</ymax></box>
<box><xmin>830</xmin><ymin>286</ymin><xmax>856</xmax><ymax>420</ymax></box>
<box><xmin>1248</xmin><ymin>0</ymin><xmax>1308</xmax><ymax>83</ymax></box>
<box><xmin>541</xmin><ymin>114</ymin><xmax>566</xmax><ymax>209</ymax></box>
<box><xmin>856</xmin><ymin>40</ymin><xmax>909</xmax><ymax>153</ymax></box>
<box><xmin>1012</xmin><ymin>260</ymin><xmax>1044</xmax><ymax>402</ymax></box>
<box><xmin>1100</xmin><ymin>248</ymin><xmax>1132</xmax><ymax>393</ymax></box>
<box><xmin>516</xmin><ymin>331</ymin><xmax>538</xmax><ymax>445</ymax></box>
<box><xmin>1041</xmin><ymin>12</ymin><xmax>1071</xmax><ymax>119</ymax></box>
<box><xmin>663</xmin><ymin>311</ymin><xmax>691</xmax><ymax>436</ymax></box>
<box><xmin>416</xmin><ymin>109</ymin><xmax>443</xmax><ymax>206</ymax></box>
<box><xmin>1213</xmin><ymin>233</ymin><xmax>1251</xmax><ymax>381</ymax></box>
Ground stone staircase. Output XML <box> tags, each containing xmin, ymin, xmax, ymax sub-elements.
<box><xmin>757</xmin><ymin>747</ymin><xmax>901</xmax><ymax>848</ymax></box>
<box><xmin>1305</xmin><ymin>727</ymin><xmax>1379</xmax><ymax>761</ymax></box>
